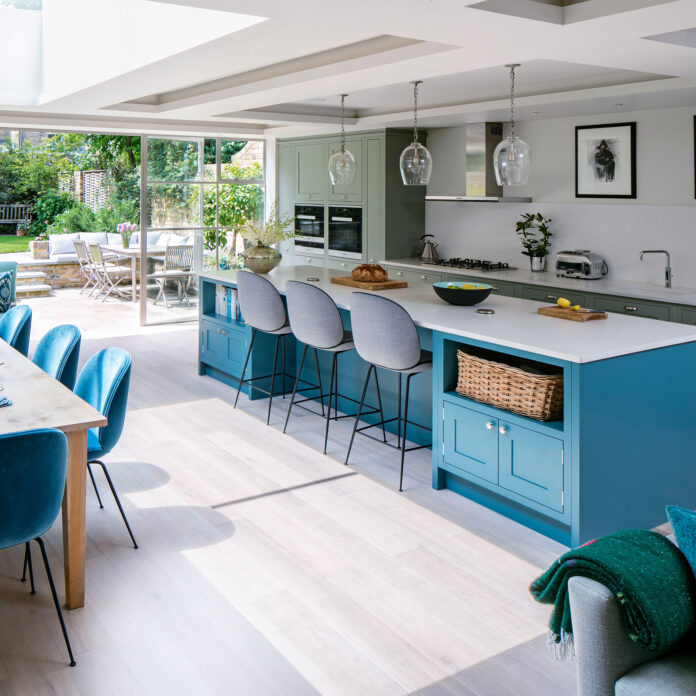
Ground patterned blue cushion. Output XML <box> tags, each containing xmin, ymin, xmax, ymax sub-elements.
<box><xmin>666</xmin><ymin>505</ymin><xmax>696</xmax><ymax>579</ymax></box>
<box><xmin>0</xmin><ymin>271</ymin><xmax>12</xmax><ymax>314</ymax></box>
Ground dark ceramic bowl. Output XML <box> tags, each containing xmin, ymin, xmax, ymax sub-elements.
<box><xmin>432</xmin><ymin>281</ymin><xmax>493</xmax><ymax>306</ymax></box>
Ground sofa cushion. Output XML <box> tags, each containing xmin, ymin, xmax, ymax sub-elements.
<box><xmin>615</xmin><ymin>654</ymin><xmax>696</xmax><ymax>696</ymax></box>
<box><xmin>78</xmin><ymin>232</ymin><xmax>107</xmax><ymax>246</ymax></box>
<box><xmin>667</xmin><ymin>506</ymin><xmax>696</xmax><ymax>579</ymax></box>
<box><xmin>107</xmin><ymin>233</ymin><xmax>122</xmax><ymax>247</ymax></box>
<box><xmin>49</xmin><ymin>233</ymin><xmax>79</xmax><ymax>256</ymax></box>
<box><xmin>0</xmin><ymin>272</ymin><xmax>12</xmax><ymax>313</ymax></box>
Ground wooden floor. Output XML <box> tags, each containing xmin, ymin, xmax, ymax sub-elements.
<box><xmin>0</xmin><ymin>292</ymin><xmax>575</xmax><ymax>695</ymax></box>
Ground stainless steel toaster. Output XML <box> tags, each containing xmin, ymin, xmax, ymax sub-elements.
<box><xmin>555</xmin><ymin>250</ymin><xmax>608</xmax><ymax>280</ymax></box>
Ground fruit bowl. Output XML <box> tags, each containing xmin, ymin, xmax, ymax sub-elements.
<box><xmin>432</xmin><ymin>281</ymin><xmax>492</xmax><ymax>306</ymax></box>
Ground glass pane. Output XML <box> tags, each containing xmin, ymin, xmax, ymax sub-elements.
<box><xmin>203</xmin><ymin>138</ymin><xmax>217</xmax><ymax>181</ymax></box>
<box><xmin>221</xmin><ymin>140</ymin><xmax>264</xmax><ymax>181</ymax></box>
<box><xmin>146</xmin><ymin>183</ymin><xmax>202</xmax><ymax>228</ymax></box>
<box><xmin>147</xmin><ymin>137</ymin><xmax>203</xmax><ymax>182</ymax></box>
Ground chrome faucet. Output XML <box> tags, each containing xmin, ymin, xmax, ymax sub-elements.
<box><xmin>640</xmin><ymin>249</ymin><xmax>672</xmax><ymax>288</ymax></box>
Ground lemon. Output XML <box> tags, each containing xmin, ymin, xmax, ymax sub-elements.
<box><xmin>571</xmin><ymin>305</ymin><xmax>581</xmax><ymax>311</ymax></box>
<box><xmin>461</xmin><ymin>284</ymin><xmax>476</xmax><ymax>289</ymax></box>
<box><xmin>557</xmin><ymin>297</ymin><xmax>571</xmax><ymax>308</ymax></box>
<box><xmin>447</xmin><ymin>284</ymin><xmax>456</xmax><ymax>289</ymax></box>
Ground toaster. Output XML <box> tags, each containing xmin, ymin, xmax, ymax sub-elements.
<box><xmin>555</xmin><ymin>250</ymin><xmax>608</xmax><ymax>280</ymax></box>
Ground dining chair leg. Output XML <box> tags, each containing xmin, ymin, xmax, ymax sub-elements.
<box><xmin>87</xmin><ymin>462</ymin><xmax>104</xmax><ymax>509</ymax></box>
<box><xmin>35</xmin><ymin>537</ymin><xmax>76</xmax><ymax>667</ymax></box>
<box><xmin>372</xmin><ymin>368</ymin><xmax>388</xmax><ymax>443</ymax></box>
<box><xmin>399</xmin><ymin>373</ymin><xmax>414</xmax><ymax>493</ymax></box>
<box><xmin>234</xmin><ymin>329</ymin><xmax>256</xmax><ymax>408</ymax></box>
<box><xmin>397</xmin><ymin>373</ymin><xmax>402</xmax><ymax>448</ymax></box>
<box><xmin>266</xmin><ymin>335</ymin><xmax>281</xmax><ymax>425</ymax></box>
<box><xmin>283</xmin><ymin>344</ymin><xmax>308</xmax><ymax>434</ymax></box>
<box><xmin>323</xmin><ymin>352</ymin><xmax>338</xmax><ymax>454</ymax></box>
<box><xmin>313</xmin><ymin>348</ymin><xmax>325</xmax><ymax>417</ymax></box>
<box><xmin>92</xmin><ymin>460</ymin><xmax>138</xmax><ymax>549</ymax></box>
<box><xmin>21</xmin><ymin>542</ymin><xmax>35</xmax><ymax>594</ymax></box>
<box><xmin>345</xmin><ymin>364</ymin><xmax>373</xmax><ymax>466</ymax></box>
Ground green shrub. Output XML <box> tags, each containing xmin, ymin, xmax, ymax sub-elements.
<box><xmin>30</xmin><ymin>191</ymin><xmax>75</xmax><ymax>235</ymax></box>
<box><xmin>95</xmin><ymin>198</ymin><xmax>138</xmax><ymax>233</ymax></box>
<box><xmin>49</xmin><ymin>203</ymin><xmax>97</xmax><ymax>233</ymax></box>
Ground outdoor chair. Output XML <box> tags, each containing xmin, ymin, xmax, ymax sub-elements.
<box><xmin>73</xmin><ymin>239</ymin><xmax>99</xmax><ymax>295</ymax></box>
<box><xmin>89</xmin><ymin>243</ymin><xmax>131</xmax><ymax>302</ymax></box>
<box><xmin>151</xmin><ymin>244</ymin><xmax>195</xmax><ymax>309</ymax></box>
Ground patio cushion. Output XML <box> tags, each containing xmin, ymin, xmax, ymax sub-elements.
<box><xmin>78</xmin><ymin>232</ymin><xmax>108</xmax><ymax>246</ymax></box>
<box><xmin>49</xmin><ymin>233</ymin><xmax>79</xmax><ymax>256</ymax></box>
<box><xmin>51</xmin><ymin>253</ymin><xmax>80</xmax><ymax>262</ymax></box>
<box><xmin>107</xmin><ymin>233</ymin><xmax>122</xmax><ymax>247</ymax></box>
<box><xmin>0</xmin><ymin>271</ymin><xmax>12</xmax><ymax>313</ymax></box>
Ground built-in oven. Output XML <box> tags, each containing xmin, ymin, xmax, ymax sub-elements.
<box><xmin>294</xmin><ymin>205</ymin><xmax>325</xmax><ymax>255</ymax></box>
<box><xmin>328</xmin><ymin>206</ymin><xmax>363</xmax><ymax>259</ymax></box>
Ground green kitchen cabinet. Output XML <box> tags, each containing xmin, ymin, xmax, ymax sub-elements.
<box><xmin>294</xmin><ymin>142</ymin><xmax>327</xmax><ymax>202</ymax></box>
<box><xmin>517</xmin><ymin>284</ymin><xmax>592</xmax><ymax>308</ymax></box>
<box><xmin>277</xmin><ymin>142</ymin><xmax>295</xmax><ymax>265</ymax></box>
<box><xmin>679</xmin><ymin>307</ymin><xmax>696</xmax><ymax>325</ymax></box>
<box><xmin>445</xmin><ymin>275</ymin><xmax>516</xmax><ymax>297</ymax></box>
<box><xmin>390</xmin><ymin>268</ymin><xmax>443</xmax><ymax>285</ymax></box>
<box><xmin>593</xmin><ymin>295</ymin><xmax>670</xmax><ymax>321</ymax></box>
<box><xmin>328</xmin><ymin>138</ymin><xmax>364</xmax><ymax>203</ymax></box>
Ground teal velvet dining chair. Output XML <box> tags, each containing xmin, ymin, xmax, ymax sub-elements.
<box><xmin>1</xmin><ymin>428</ymin><xmax>76</xmax><ymax>666</ymax></box>
<box><xmin>74</xmin><ymin>347</ymin><xmax>137</xmax><ymax>548</ymax></box>
<box><xmin>32</xmin><ymin>325</ymin><xmax>81</xmax><ymax>390</ymax></box>
<box><xmin>0</xmin><ymin>304</ymin><xmax>32</xmax><ymax>356</ymax></box>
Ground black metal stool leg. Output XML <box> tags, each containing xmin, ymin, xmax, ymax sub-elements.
<box><xmin>87</xmin><ymin>461</ymin><xmax>104</xmax><ymax>508</ymax></box>
<box><xmin>267</xmin><ymin>335</ymin><xmax>281</xmax><ymax>425</ymax></box>
<box><xmin>345</xmin><ymin>364</ymin><xmax>373</xmax><ymax>466</ymax></box>
<box><xmin>283</xmin><ymin>344</ymin><xmax>308</xmax><ymax>433</ymax></box>
<box><xmin>234</xmin><ymin>328</ymin><xmax>256</xmax><ymax>407</ymax></box>
<box><xmin>94</xmin><ymin>460</ymin><xmax>138</xmax><ymax>549</ymax></box>
<box><xmin>281</xmin><ymin>334</ymin><xmax>287</xmax><ymax>398</ymax></box>
<box><xmin>372</xmin><ymin>368</ymin><xmax>388</xmax><ymax>443</ymax></box>
<box><xmin>323</xmin><ymin>352</ymin><xmax>338</xmax><ymax>454</ymax></box>
<box><xmin>35</xmin><ymin>537</ymin><xmax>76</xmax><ymax>667</ymax></box>
<box><xmin>21</xmin><ymin>542</ymin><xmax>35</xmax><ymax>594</ymax></box>
<box><xmin>397</xmin><ymin>373</ymin><xmax>402</xmax><ymax>448</ymax></box>
<box><xmin>333</xmin><ymin>356</ymin><xmax>339</xmax><ymax>420</ymax></box>
<box><xmin>399</xmin><ymin>373</ymin><xmax>414</xmax><ymax>492</ymax></box>
<box><xmin>313</xmin><ymin>348</ymin><xmax>325</xmax><ymax>417</ymax></box>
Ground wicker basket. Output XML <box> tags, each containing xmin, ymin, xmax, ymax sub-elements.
<box><xmin>456</xmin><ymin>348</ymin><xmax>563</xmax><ymax>421</ymax></box>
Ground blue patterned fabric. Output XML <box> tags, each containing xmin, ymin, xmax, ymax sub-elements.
<box><xmin>667</xmin><ymin>506</ymin><xmax>696</xmax><ymax>579</ymax></box>
<box><xmin>0</xmin><ymin>261</ymin><xmax>16</xmax><ymax>311</ymax></box>
<box><xmin>0</xmin><ymin>271</ymin><xmax>12</xmax><ymax>313</ymax></box>
<box><xmin>0</xmin><ymin>429</ymin><xmax>68</xmax><ymax>549</ymax></box>
<box><xmin>32</xmin><ymin>325</ymin><xmax>81</xmax><ymax>389</ymax></box>
<box><xmin>0</xmin><ymin>304</ymin><xmax>32</xmax><ymax>356</ymax></box>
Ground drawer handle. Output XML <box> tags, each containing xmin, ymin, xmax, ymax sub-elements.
<box><xmin>420</xmin><ymin>274</ymin><xmax>430</xmax><ymax>280</ymax></box>
<box><xmin>485</xmin><ymin>421</ymin><xmax>495</xmax><ymax>431</ymax></box>
<box><xmin>305</xmin><ymin>194</ymin><xmax>311</xmax><ymax>199</ymax></box>
<box><xmin>499</xmin><ymin>425</ymin><xmax>508</xmax><ymax>435</ymax></box>
<box><xmin>546</xmin><ymin>294</ymin><xmax>557</xmax><ymax>301</ymax></box>
<box><xmin>216</xmin><ymin>328</ymin><xmax>227</xmax><ymax>335</ymax></box>
<box><xmin>342</xmin><ymin>195</ymin><xmax>348</xmax><ymax>200</ymax></box>
<box><xmin>491</xmin><ymin>286</ymin><xmax>500</xmax><ymax>291</ymax></box>
<box><xmin>341</xmin><ymin>262</ymin><xmax>347</xmax><ymax>267</ymax></box>
<box><xmin>396</xmin><ymin>271</ymin><xmax>404</xmax><ymax>277</ymax></box>
<box><xmin>624</xmin><ymin>305</ymin><xmax>638</xmax><ymax>312</ymax></box>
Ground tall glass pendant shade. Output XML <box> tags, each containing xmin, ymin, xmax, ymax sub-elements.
<box><xmin>328</xmin><ymin>94</ymin><xmax>357</xmax><ymax>186</ymax></box>
<box><xmin>400</xmin><ymin>81</ymin><xmax>433</xmax><ymax>186</ymax></box>
<box><xmin>493</xmin><ymin>64</ymin><xmax>531</xmax><ymax>187</ymax></box>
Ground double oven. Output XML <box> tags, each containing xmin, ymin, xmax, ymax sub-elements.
<box><xmin>294</xmin><ymin>204</ymin><xmax>363</xmax><ymax>260</ymax></box>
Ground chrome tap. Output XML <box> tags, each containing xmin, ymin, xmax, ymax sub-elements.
<box><xmin>639</xmin><ymin>249</ymin><xmax>672</xmax><ymax>288</ymax></box>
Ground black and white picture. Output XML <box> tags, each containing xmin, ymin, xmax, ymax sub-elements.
<box><xmin>575</xmin><ymin>122</ymin><xmax>636</xmax><ymax>199</ymax></box>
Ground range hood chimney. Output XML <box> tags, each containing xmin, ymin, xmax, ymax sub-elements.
<box><xmin>426</xmin><ymin>122</ymin><xmax>531</xmax><ymax>203</ymax></box>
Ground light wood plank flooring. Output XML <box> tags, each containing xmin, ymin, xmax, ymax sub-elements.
<box><xmin>0</xmin><ymin>292</ymin><xmax>575</xmax><ymax>695</ymax></box>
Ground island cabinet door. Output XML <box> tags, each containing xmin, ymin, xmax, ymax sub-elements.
<box><xmin>498</xmin><ymin>422</ymin><xmax>565</xmax><ymax>513</ymax></box>
<box><xmin>443</xmin><ymin>402</ymin><xmax>498</xmax><ymax>484</ymax></box>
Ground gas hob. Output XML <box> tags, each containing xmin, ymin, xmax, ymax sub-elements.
<box><xmin>424</xmin><ymin>258</ymin><xmax>517</xmax><ymax>272</ymax></box>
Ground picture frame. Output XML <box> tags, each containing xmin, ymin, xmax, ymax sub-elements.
<box><xmin>575</xmin><ymin>122</ymin><xmax>636</xmax><ymax>199</ymax></box>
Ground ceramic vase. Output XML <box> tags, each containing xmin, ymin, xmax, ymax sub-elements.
<box><xmin>242</xmin><ymin>243</ymin><xmax>282</xmax><ymax>274</ymax></box>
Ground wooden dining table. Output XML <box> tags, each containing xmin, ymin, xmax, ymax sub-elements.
<box><xmin>101</xmin><ymin>245</ymin><xmax>165</xmax><ymax>302</ymax></box>
<box><xmin>0</xmin><ymin>341</ymin><xmax>106</xmax><ymax>609</ymax></box>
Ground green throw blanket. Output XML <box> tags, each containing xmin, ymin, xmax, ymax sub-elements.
<box><xmin>530</xmin><ymin>529</ymin><xmax>695</xmax><ymax>659</ymax></box>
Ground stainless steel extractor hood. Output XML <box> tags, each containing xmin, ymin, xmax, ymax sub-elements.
<box><xmin>425</xmin><ymin>122</ymin><xmax>532</xmax><ymax>203</ymax></box>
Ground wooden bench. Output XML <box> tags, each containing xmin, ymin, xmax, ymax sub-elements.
<box><xmin>0</xmin><ymin>204</ymin><xmax>32</xmax><ymax>229</ymax></box>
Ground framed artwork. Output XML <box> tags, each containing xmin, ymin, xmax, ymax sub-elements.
<box><xmin>575</xmin><ymin>122</ymin><xmax>636</xmax><ymax>199</ymax></box>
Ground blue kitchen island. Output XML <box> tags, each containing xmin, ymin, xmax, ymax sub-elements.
<box><xmin>199</xmin><ymin>265</ymin><xmax>696</xmax><ymax>546</ymax></box>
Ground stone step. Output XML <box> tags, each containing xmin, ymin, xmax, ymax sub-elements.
<box><xmin>15</xmin><ymin>283</ymin><xmax>51</xmax><ymax>298</ymax></box>
<box><xmin>16</xmin><ymin>270</ymin><xmax>47</xmax><ymax>286</ymax></box>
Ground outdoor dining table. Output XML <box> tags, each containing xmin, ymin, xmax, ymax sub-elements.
<box><xmin>101</xmin><ymin>245</ymin><xmax>166</xmax><ymax>302</ymax></box>
<box><xmin>0</xmin><ymin>340</ymin><xmax>106</xmax><ymax>609</ymax></box>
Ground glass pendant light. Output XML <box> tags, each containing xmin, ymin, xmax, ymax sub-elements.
<box><xmin>328</xmin><ymin>94</ymin><xmax>357</xmax><ymax>186</ymax></box>
<box><xmin>493</xmin><ymin>64</ymin><xmax>531</xmax><ymax>187</ymax></box>
<box><xmin>399</xmin><ymin>80</ymin><xmax>433</xmax><ymax>186</ymax></box>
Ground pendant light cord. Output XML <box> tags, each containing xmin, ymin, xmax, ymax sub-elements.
<box><xmin>339</xmin><ymin>94</ymin><xmax>347</xmax><ymax>156</ymax></box>
<box><xmin>412</xmin><ymin>81</ymin><xmax>422</xmax><ymax>146</ymax></box>
<box><xmin>506</xmin><ymin>64</ymin><xmax>519</xmax><ymax>137</ymax></box>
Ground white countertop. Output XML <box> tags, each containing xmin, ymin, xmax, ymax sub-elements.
<box><xmin>200</xmin><ymin>265</ymin><xmax>696</xmax><ymax>364</ymax></box>
<box><xmin>381</xmin><ymin>258</ymin><xmax>696</xmax><ymax>306</ymax></box>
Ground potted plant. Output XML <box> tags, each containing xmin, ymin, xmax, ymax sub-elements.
<box><xmin>117</xmin><ymin>221</ymin><xmax>137</xmax><ymax>249</ymax></box>
<box><xmin>516</xmin><ymin>212</ymin><xmax>552</xmax><ymax>272</ymax></box>
<box><xmin>16</xmin><ymin>222</ymin><xmax>28</xmax><ymax>237</ymax></box>
<box><xmin>29</xmin><ymin>230</ymin><xmax>49</xmax><ymax>259</ymax></box>
<box><xmin>239</xmin><ymin>203</ymin><xmax>295</xmax><ymax>274</ymax></box>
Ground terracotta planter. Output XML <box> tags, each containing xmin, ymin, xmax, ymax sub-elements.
<box><xmin>29</xmin><ymin>240</ymin><xmax>49</xmax><ymax>260</ymax></box>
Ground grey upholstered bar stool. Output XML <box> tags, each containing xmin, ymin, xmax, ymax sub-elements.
<box><xmin>234</xmin><ymin>271</ymin><xmax>294</xmax><ymax>425</ymax></box>
<box><xmin>283</xmin><ymin>280</ymin><xmax>378</xmax><ymax>454</ymax></box>
<box><xmin>345</xmin><ymin>292</ymin><xmax>432</xmax><ymax>491</ymax></box>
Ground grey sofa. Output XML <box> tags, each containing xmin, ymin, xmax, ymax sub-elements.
<box><xmin>568</xmin><ymin>576</ymin><xmax>696</xmax><ymax>695</ymax></box>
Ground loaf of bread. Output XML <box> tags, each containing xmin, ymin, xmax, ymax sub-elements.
<box><xmin>352</xmin><ymin>264</ymin><xmax>388</xmax><ymax>283</ymax></box>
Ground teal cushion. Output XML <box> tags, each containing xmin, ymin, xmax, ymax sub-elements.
<box><xmin>667</xmin><ymin>505</ymin><xmax>696</xmax><ymax>578</ymax></box>
<box><xmin>0</xmin><ymin>271</ymin><xmax>12</xmax><ymax>313</ymax></box>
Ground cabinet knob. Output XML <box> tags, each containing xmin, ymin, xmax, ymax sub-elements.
<box><xmin>624</xmin><ymin>305</ymin><xmax>638</xmax><ymax>312</ymax></box>
<box><xmin>396</xmin><ymin>271</ymin><xmax>404</xmax><ymax>277</ymax></box>
<box><xmin>485</xmin><ymin>421</ymin><xmax>495</xmax><ymax>431</ymax></box>
<box><xmin>369</xmin><ymin>258</ymin><xmax>375</xmax><ymax>263</ymax></box>
<box><xmin>342</xmin><ymin>195</ymin><xmax>348</xmax><ymax>200</ymax></box>
<box><xmin>305</xmin><ymin>194</ymin><xmax>311</xmax><ymax>199</ymax></box>
<box><xmin>306</xmin><ymin>258</ymin><xmax>312</xmax><ymax>263</ymax></box>
<box><xmin>341</xmin><ymin>262</ymin><xmax>347</xmax><ymax>267</ymax></box>
<box><xmin>499</xmin><ymin>425</ymin><xmax>508</xmax><ymax>435</ymax></box>
<box><xmin>547</xmin><ymin>294</ymin><xmax>557</xmax><ymax>301</ymax></box>
<box><xmin>420</xmin><ymin>274</ymin><xmax>430</xmax><ymax>280</ymax></box>
<box><xmin>216</xmin><ymin>328</ymin><xmax>227</xmax><ymax>335</ymax></box>
<box><xmin>491</xmin><ymin>286</ymin><xmax>500</xmax><ymax>291</ymax></box>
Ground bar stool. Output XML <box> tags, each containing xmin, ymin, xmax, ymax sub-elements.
<box><xmin>234</xmin><ymin>271</ymin><xmax>296</xmax><ymax>425</ymax></box>
<box><xmin>345</xmin><ymin>292</ymin><xmax>432</xmax><ymax>491</ymax></box>
<box><xmin>283</xmin><ymin>280</ymin><xmax>383</xmax><ymax>454</ymax></box>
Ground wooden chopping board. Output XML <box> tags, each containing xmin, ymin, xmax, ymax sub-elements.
<box><xmin>538</xmin><ymin>306</ymin><xmax>607</xmax><ymax>322</ymax></box>
<box><xmin>331</xmin><ymin>276</ymin><xmax>408</xmax><ymax>291</ymax></box>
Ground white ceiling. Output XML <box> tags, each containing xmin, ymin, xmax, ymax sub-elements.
<box><xmin>1</xmin><ymin>0</ymin><xmax>696</xmax><ymax>137</ymax></box>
